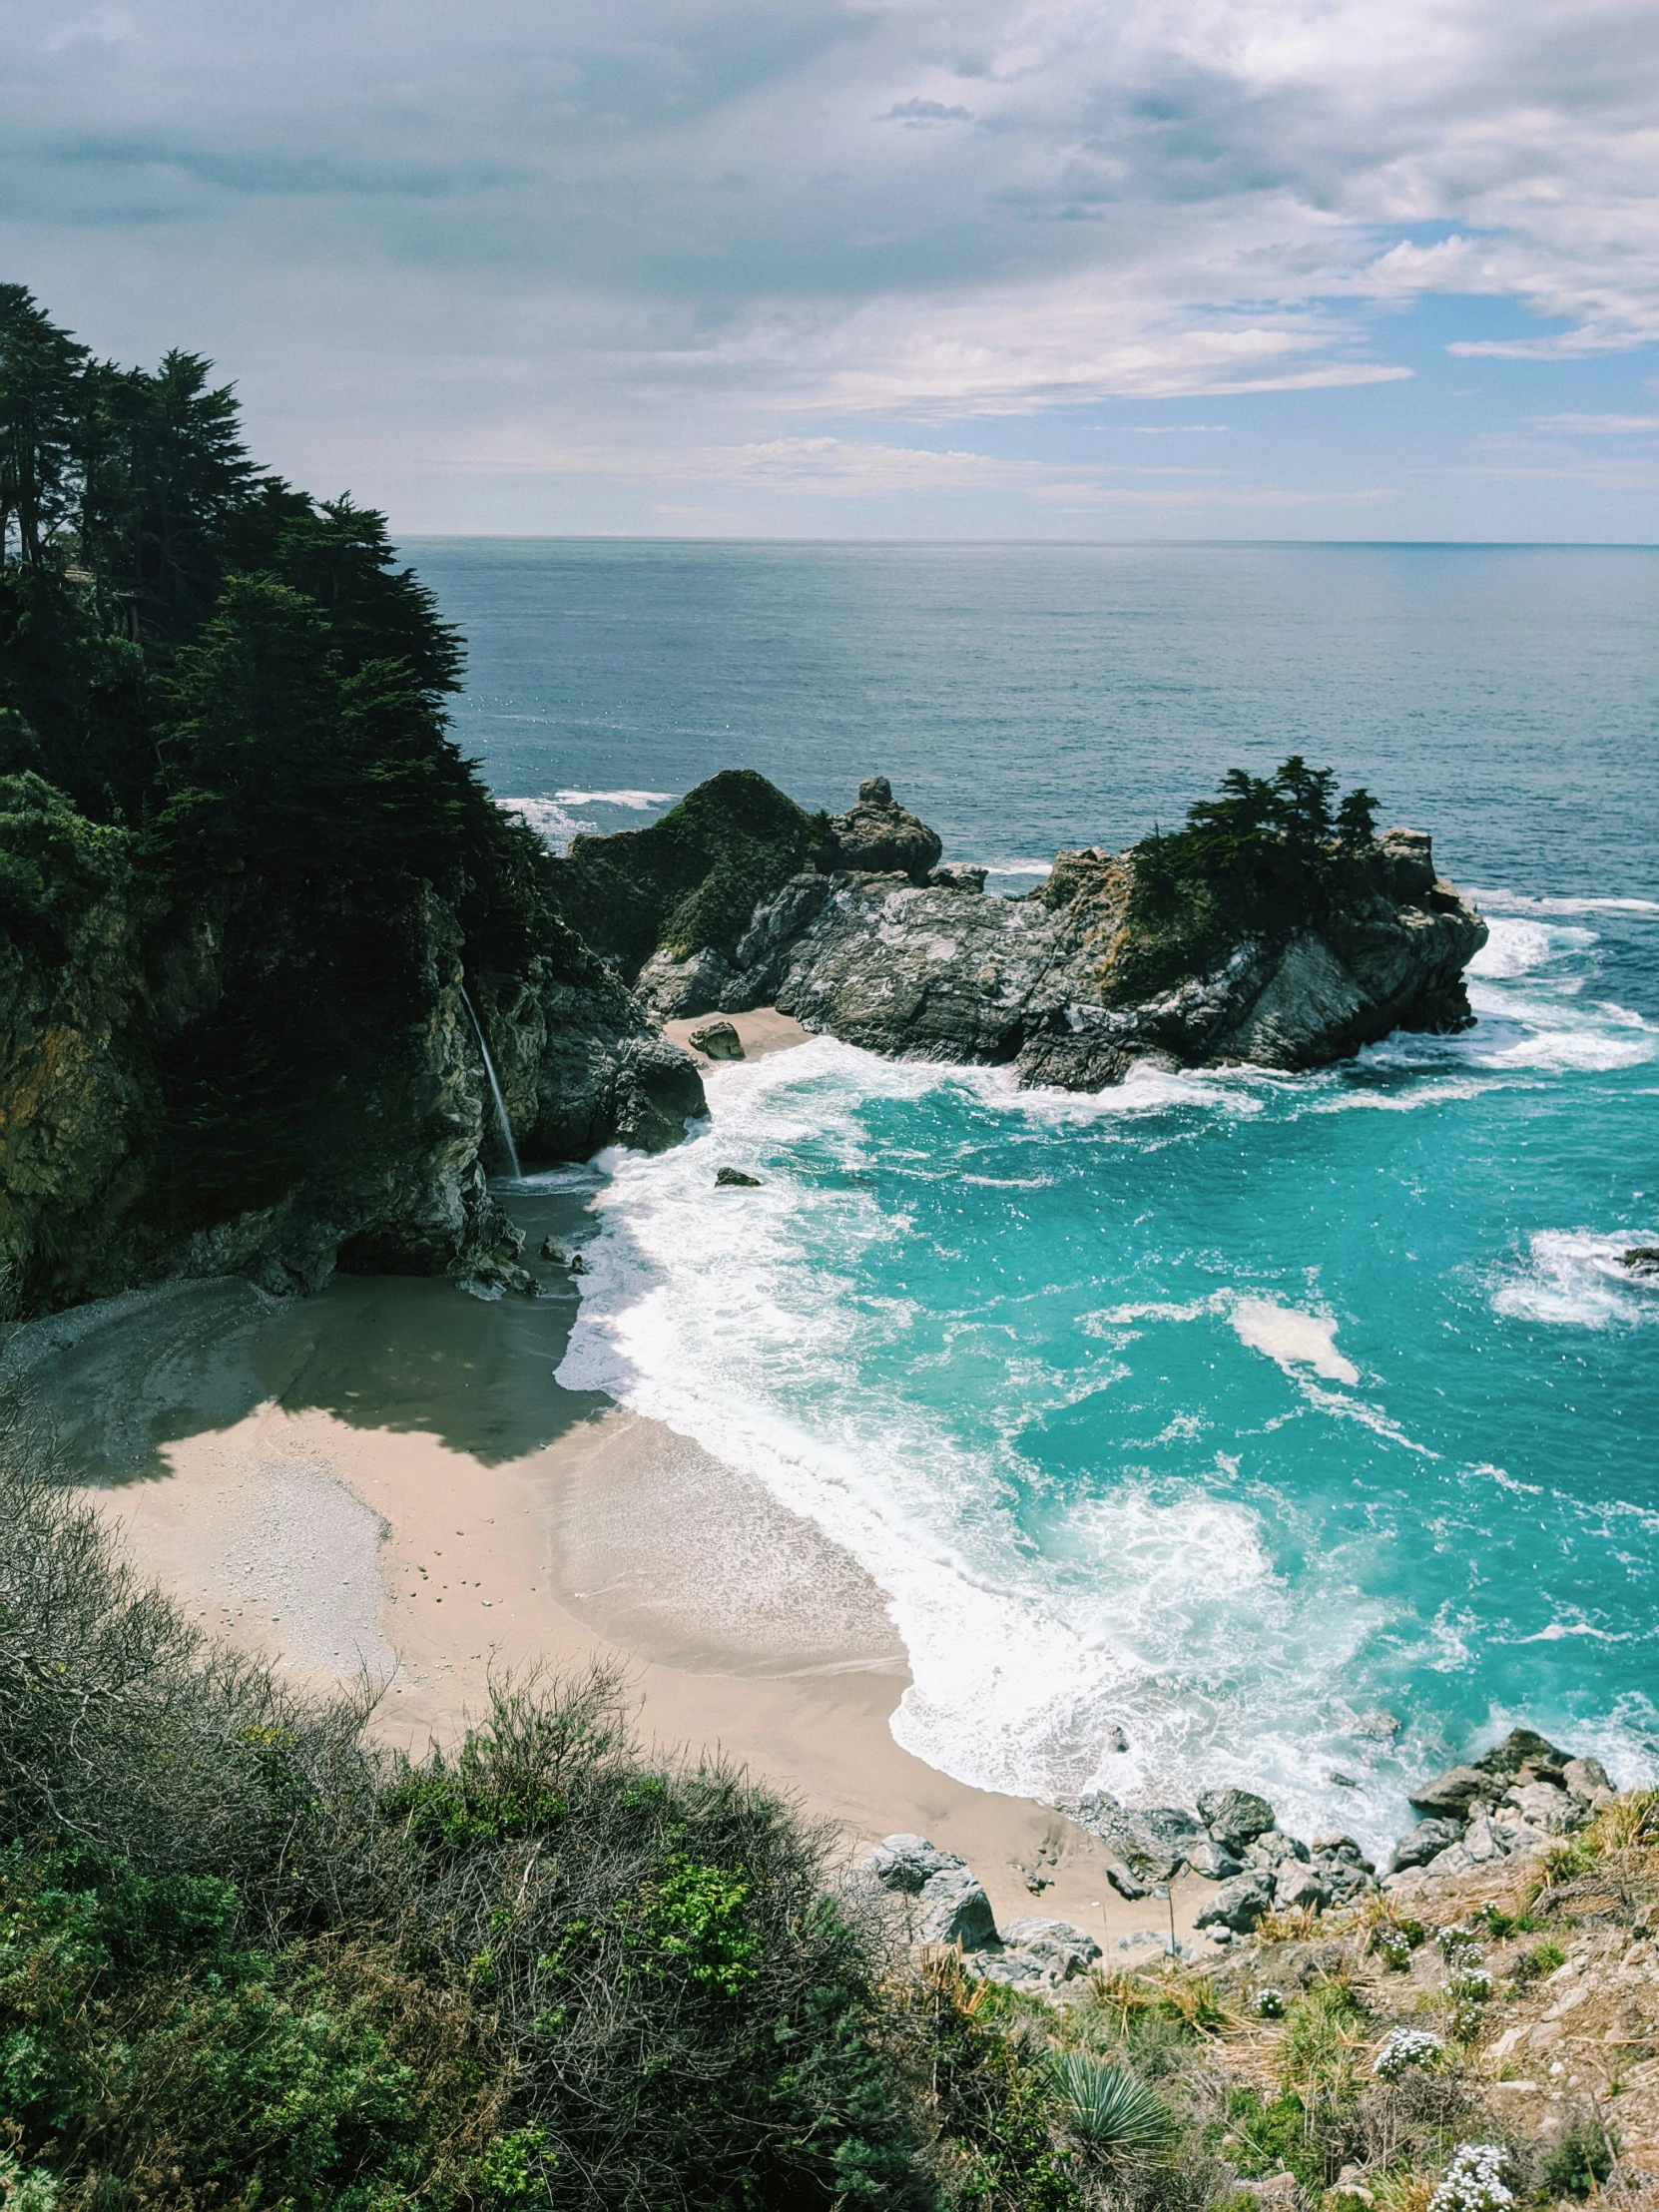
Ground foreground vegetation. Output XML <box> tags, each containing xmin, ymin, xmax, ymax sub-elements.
<box><xmin>2</xmin><ymin>1414</ymin><xmax>1650</xmax><ymax>2209</ymax></box>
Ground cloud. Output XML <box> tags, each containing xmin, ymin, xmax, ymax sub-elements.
<box><xmin>3</xmin><ymin>0</ymin><xmax>1653</xmax><ymax>527</ymax></box>
<box><xmin>1525</xmin><ymin>412</ymin><xmax>1659</xmax><ymax>434</ymax></box>
<box><xmin>876</xmin><ymin>99</ymin><xmax>973</xmax><ymax>126</ymax></box>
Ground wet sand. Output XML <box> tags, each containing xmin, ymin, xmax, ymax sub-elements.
<box><xmin>2</xmin><ymin>1037</ymin><xmax>1214</xmax><ymax>1951</ymax></box>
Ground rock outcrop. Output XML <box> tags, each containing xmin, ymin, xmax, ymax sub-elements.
<box><xmin>622</xmin><ymin>774</ymin><xmax>1487</xmax><ymax>1088</ymax></box>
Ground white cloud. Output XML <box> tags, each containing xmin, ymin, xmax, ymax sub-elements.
<box><xmin>3</xmin><ymin>0</ymin><xmax>1653</xmax><ymax>522</ymax></box>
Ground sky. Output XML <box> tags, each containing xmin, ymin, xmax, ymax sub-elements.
<box><xmin>4</xmin><ymin>0</ymin><xmax>1657</xmax><ymax>539</ymax></box>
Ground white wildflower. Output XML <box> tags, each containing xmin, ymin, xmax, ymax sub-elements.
<box><xmin>1426</xmin><ymin>2143</ymin><xmax>1514</xmax><ymax>2212</ymax></box>
<box><xmin>1373</xmin><ymin>2026</ymin><xmax>1444</xmax><ymax>2081</ymax></box>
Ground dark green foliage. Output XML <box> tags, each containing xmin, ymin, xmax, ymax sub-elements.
<box><xmin>0</xmin><ymin>770</ymin><xmax>128</xmax><ymax>953</ymax></box>
<box><xmin>1541</xmin><ymin>2112</ymin><xmax>1615</xmax><ymax>2199</ymax></box>
<box><xmin>0</xmin><ymin>285</ymin><xmax>592</xmax><ymax>1228</ymax></box>
<box><xmin>1114</xmin><ymin>756</ymin><xmax>1383</xmax><ymax>1002</ymax></box>
<box><xmin>0</xmin><ymin>1435</ymin><xmax>926</xmax><ymax>2209</ymax></box>
<box><xmin>548</xmin><ymin>769</ymin><xmax>829</xmax><ymax>971</ymax></box>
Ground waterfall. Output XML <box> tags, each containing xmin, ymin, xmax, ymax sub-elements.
<box><xmin>458</xmin><ymin>985</ymin><xmax>522</xmax><ymax>1181</ymax></box>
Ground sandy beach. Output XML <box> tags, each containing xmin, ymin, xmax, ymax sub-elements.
<box><xmin>5</xmin><ymin>1005</ymin><xmax>1212</xmax><ymax>1953</ymax></box>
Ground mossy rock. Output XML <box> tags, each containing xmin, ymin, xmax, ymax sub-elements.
<box><xmin>546</xmin><ymin>770</ymin><xmax>828</xmax><ymax>975</ymax></box>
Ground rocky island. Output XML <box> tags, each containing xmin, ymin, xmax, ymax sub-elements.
<box><xmin>558</xmin><ymin>762</ymin><xmax>1487</xmax><ymax>1090</ymax></box>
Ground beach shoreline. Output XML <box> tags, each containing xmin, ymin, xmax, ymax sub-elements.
<box><xmin>4</xmin><ymin>1125</ymin><xmax>1208</xmax><ymax>1951</ymax></box>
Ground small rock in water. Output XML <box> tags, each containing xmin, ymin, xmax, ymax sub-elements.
<box><xmin>1621</xmin><ymin>1246</ymin><xmax>1659</xmax><ymax>1276</ymax></box>
<box><xmin>1353</xmin><ymin>1709</ymin><xmax>1400</xmax><ymax>1740</ymax></box>
<box><xmin>539</xmin><ymin>1236</ymin><xmax>564</xmax><ymax>1262</ymax></box>
<box><xmin>689</xmin><ymin>1019</ymin><xmax>745</xmax><ymax>1061</ymax></box>
<box><xmin>1328</xmin><ymin>1770</ymin><xmax>1361</xmax><ymax>1789</ymax></box>
<box><xmin>1101</xmin><ymin>1723</ymin><xmax>1130</xmax><ymax>1754</ymax></box>
<box><xmin>715</xmin><ymin>1167</ymin><xmax>762</xmax><ymax>1188</ymax></box>
<box><xmin>568</xmin><ymin>1252</ymin><xmax>587</xmax><ymax>1275</ymax></box>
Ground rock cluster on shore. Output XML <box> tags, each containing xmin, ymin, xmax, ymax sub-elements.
<box><xmin>854</xmin><ymin>1727</ymin><xmax>1615</xmax><ymax>1969</ymax></box>
<box><xmin>622</xmin><ymin>772</ymin><xmax>1488</xmax><ymax>1089</ymax></box>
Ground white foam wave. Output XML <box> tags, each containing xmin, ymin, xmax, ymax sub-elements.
<box><xmin>554</xmin><ymin>788</ymin><xmax>674</xmax><ymax>809</ymax></box>
<box><xmin>502</xmin><ymin>796</ymin><xmax>593</xmax><ymax>850</ymax></box>
<box><xmin>1467</xmin><ymin>917</ymin><xmax>1593</xmax><ymax>980</ymax></box>
<box><xmin>1468</xmin><ymin>886</ymin><xmax>1659</xmax><ymax>918</ymax></box>
<box><xmin>1491</xmin><ymin>1229</ymin><xmax>1659</xmax><ymax>1329</ymax></box>
<box><xmin>560</xmin><ymin>1046</ymin><xmax>1499</xmax><ymax>1854</ymax></box>
<box><xmin>974</xmin><ymin>859</ymin><xmax>1053</xmax><ymax>877</ymax></box>
<box><xmin>1231</xmin><ymin>1298</ymin><xmax>1359</xmax><ymax>1383</ymax></box>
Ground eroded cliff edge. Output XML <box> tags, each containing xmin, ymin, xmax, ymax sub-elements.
<box><xmin>566</xmin><ymin>770</ymin><xmax>1488</xmax><ymax>1089</ymax></box>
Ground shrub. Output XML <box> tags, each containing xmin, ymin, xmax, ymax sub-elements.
<box><xmin>1540</xmin><ymin>2113</ymin><xmax>1615</xmax><ymax>2200</ymax></box>
<box><xmin>1425</xmin><ymin>2143</ymin><xmax>1514</xmax><ymax>2212</ymax></box>
<box><xmin>1374</xmin><ymin>2030</ymin><xmax>1445</xmax><ymax>2083</ymax></box>
<box><xmin>1046</xmin><ymin>2053</ymin><xmax>1174</xmax><ymax>2152</ymax></box>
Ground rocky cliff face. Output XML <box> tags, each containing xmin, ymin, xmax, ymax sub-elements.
<box><xmin>0</xmin><ymin>778</ymin><xmax>703</xmax><ymax>1322</ymax></box>
<box><xmin>631</xmin><ymin>780</ymin><xmax>1487</xmax><ymax>1087</ymax></box>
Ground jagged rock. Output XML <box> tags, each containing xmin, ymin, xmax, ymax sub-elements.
<box><xmin>1388</xmin><ymin>1818</ymin><xmax>1465</xmax><ymax>1873</ymax></box>
<box><xmin>715</xmin><ymin>1167</ymin><xmax>762</xmax><ymax>1188</ymax></box>
<box><xmin>1407</xmin><ymin>1764</ymin><xmax>1503</xmax><ymax>1821</ymax></box>
<box><xmin>853</xmin><ymin>1834</ymin><xmax>966</xmax><ymax>1895</ymax></box>
<box><xmin>634</xmin><ymin>945</ymin><xmax>742</xmax><ymax>1022</ymax></box>
<box><xmin>1502</xmin><ymin>1781</ymin><xmax>1582</xmax><ymax>1835</ymax></box>
<box><xmin>1472</xmin><ymin>1727</ymin><xmax>1569</xmax><ymax>1783</ymax></box>
<box><xmin>916</xmin><ymin>1867</ymin><xmax>998</xmax><ymax>1950</ymax></box>
<box><xmin>1198</xmin><ymin>1788</ymin><xmax>1278</xmax><ymax>1855</ymax></box>
<box><xmin>568</xmin><ymin>1253</ymin><xmax>586</xmax><ymax>1275</ymax></box>
<box><xmin>1100</xmin><ymin>1724</ymin><xmax>1130</xmax><ymax>1755</ymax></box>
<box><xmin>1194</xmin><ymin>1873</ymin><xmax>1275</xmax><ymax>1934</ymax></box>
<box><xmin>1620</xmin><ymin>1247</ymin><xmax>1659</xmax><ymax>1277</ymax></box>
<box><xmin>1106</xmin><ymin>1861</ymin><xmax>1149</xmax><ymax>1901</ymax></box>
<box><xmin>1069</xmin><ymin>1792</ymin><xmax>1204</xmax><ymax>1880</ymax></box>
<box><xmin>1245</xmin><ymin>1831</ymin><xmax>1311</xmax><ymax>1870</ymax></box>
<box><xmin>927</xmin><ymin>863</ymin><xmax>987</xmax><ymax>892</ymax></box>
<box><xmin>821</xmin><ymin>777</ymin><xmax>943</xmax><ymax>882</ymax></box>
<box><xmin>1563</xmin><ymin>1756</ymin><xmax>1614</xmax><ymax>1803</ymax></box>
<box><xmin>972</xmin><ymin>1918</ymin><xmax>1102</xmax><ymax>1987</ymax></box>
<box><xmin>539</xmin><ymin>1236</ymin><xmax>564</xmax><ymax>1261</ymax></box>
<box><xmin>689</xmin><ymin>1018</ymin><xmax>745</xmax><ymax>1060</ymax></box>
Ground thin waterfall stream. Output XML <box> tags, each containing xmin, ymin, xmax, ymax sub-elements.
<box><xmin>459</xmin><ymin>985</ymin><xmax>522</xmax><ymax>1181</ymax></box>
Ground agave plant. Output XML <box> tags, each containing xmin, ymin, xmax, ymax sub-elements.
<box><xmin>1047</xmin><ymin>2052</ymin><xmax>1175</xmax><ymax>2154</ymax></box>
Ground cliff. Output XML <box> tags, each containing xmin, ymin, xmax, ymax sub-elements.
<box><xmin>607</xmin><ymin>771</ymin><xmax>1487</xmax><ymax>1085</ymax></box>
<box><xmin>0</xmin><ymin>783</ymin><xmax>703</xmax><ymax>1325</ymax></box>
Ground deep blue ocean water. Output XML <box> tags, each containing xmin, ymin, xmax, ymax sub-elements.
<box><xmin>406</xmin><ymin>539</ymin><xmax>1659</xmax><ymax>1850</ymax></box>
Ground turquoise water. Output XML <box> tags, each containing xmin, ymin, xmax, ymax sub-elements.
<box><xmin>407</xmin><ymin>540</ymin><xmax>1659</xmax><ymax>1848</ymax></box>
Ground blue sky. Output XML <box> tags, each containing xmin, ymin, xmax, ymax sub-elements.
<box><xmin>4</xmin><ymin>0</ymin><xmax>1656</xmax><ymax>539</ymax></box>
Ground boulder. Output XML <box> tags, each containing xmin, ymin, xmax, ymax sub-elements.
<box><xmin>1070</xmin><ymin>1793</ymin><xmax>1205</xmax><ymax>1880</ymax></box>
<box><xmin>1106</xmin><ymin>1861</ymin><xmax>1149</xmax><ymax>1901</ymax></box>
<box><xmin>1194</xmin><ymin>1873</ymin><xmax>1275</xmax><ymax>1935</ymax></box>
<box><xmin>927</xmin><ymin>863</ymin><xmax>987</xmax><ymax>893</ymax></box>
<box><xmin>1310</xmin><ymin>1832</ymin><xmax>1374</xmax><ymax>1871</ymax></box>
<box><xmin>854</xmin><ymin>1835</ymin><xmax>965</xmax><ymax>1896</ymax></box>
<box><xmin>1185</xmin><ymin>1837</ymin><xmax>1245</xmax><ymax>1881</ymax></box>
<box><xmin>1245</xmin><ymin>1831</ymin><xmax>1311</xmax><ymax>1870</ymax></box>
<box><xmin>1352</xmin><ymin>1710</ymin><xmax>1400</xmax><ymax>1741</ymax></box>
<box><xmin>1275</xmin><ymin>1865</ymin><xmax>1333</xmax><ymax>1914</ymax></box>
<box><xmin>1471</xmin><ymin>1727</ymin><xmax>1569</xmax><ymax>1783</ymax></box>
<box><xmin>1501</xmin><ymin>1781</ymin><xmax>1581</xmax><ymax>1836</ymax></box>
<box><xmin>1388</xmin><ymin>1818</ymin><xmax>1464</xmax><ymax>1873</ymax></box>
<box><xmin>1198</xmin><ymin>1788</ymin><xmax>1278</xmax><ymax>1855</ymax></box>
<box><xmin>715</xmin><ymin>1167</ymin><xmax>762</xmax><ymax>1188</ymax></box>
<box><xmin>994</xmin><ymin>1918</ymin><xmax>1102</xmax><ymax>1982</ymax></box>
<box><xmin>1563</xmin><ymin>1756</ymin><xmax>1614</xmax><ymax>1804</ymax></box>
<box><xmin>538</xmin><ymin>1236</ymin><xmax>564</xmax><ymax>1261</ymax></box>
<box><xmin>608</xmin><ymin>1035</ymin><xmax>708</xmax><ymax>1153</ymax></box>
<box><xmin>1406</xmin><ymin>1765</ymin><xmax>1503</xmax><ymax>1821</ymax></box>
<box><xmin>1308</xmin><ymin>1857</ymin><xmax>1375</xmax><ymax>1903</ymax></box>
<box><xmin>916</xmin><ymin>1867</ymin><xmax>998</xmax><ymax>1950</ymax></box>
<box><xmin>689</xmin><ymin>1018</ymin><xmax>745</xmax><ymax>1061</ymax></box>
<box><xmin>821</xmin><ymin>777</ymin><xmax>943</xmax><ymax>883</ymax></box>
<box><xmin>1620</xmin><ymin>1247</ymin><xmax>1659</xmax><ymax>1277</ymax></box>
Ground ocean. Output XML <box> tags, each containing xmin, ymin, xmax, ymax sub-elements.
<box><xmin>405</xmin><ymin>538</ymin><xmax>1659</xmax><ymax>1857</ymax></box>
